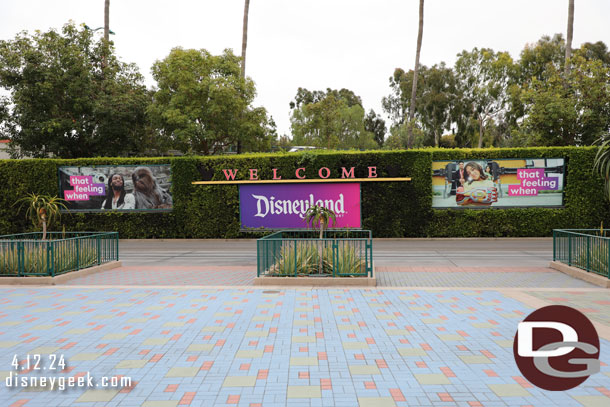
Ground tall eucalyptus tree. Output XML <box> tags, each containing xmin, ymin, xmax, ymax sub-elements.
<box><xmin>565</xmin><ymin>0</ymin><xmax>574</xmax><ymax>76</ymax></box>
<box><xmin>407</xmin><ymin>0</ymin><xmax>425</xmax><ymax>148</ymax></box>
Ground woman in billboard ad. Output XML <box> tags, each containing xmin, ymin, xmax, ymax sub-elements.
<box><xmin>59</xmin><ymin>165</ymin><xmax>172</xmax><ymax>212</ymax></box>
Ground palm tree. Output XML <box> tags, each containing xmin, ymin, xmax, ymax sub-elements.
<box><xmin>104</xmin><ymin>0</ymin><xmax>110</xmax><ymax>43</ymax></box>
<box><xmin>304</xmin><ymin>205</ymin><xmax>337</xmax><ymax>239</ymax></box>
<box><xmin>14</xmin><ymin>194</ymin><xmax>67</xmax><ymax>240</ymax></box>
<box><xmin>100</xmin><ymin>0</ymin><xmax>110</xmax><ymax>69</ymax></box>
<box><xmin>241</xmin><ymin>0</ymin><xmax>251</xmax><ymax>78</ymax></box>
<box><xmin>594</xmin><ymin>137</ymin><xmax>610</xmax><ymax>202</ymax></box>
<box><xmin>565</xmin><ymin>0</ymin><xmax>574</xmax><ymax>76</ymax></box>
<box><xmin>237</xmin><ymin>0</ymin><xmax>251</xmax><ymax>154</ymax></box>
<box><xmin>407</xmin><ymin>0</ymin><xmax>425</xmax><ymax>148</ymax></box>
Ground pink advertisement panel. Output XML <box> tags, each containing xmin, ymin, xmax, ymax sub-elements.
<box><xmin>239</xmin><ymin>183</ymin><xmax>361</xmax><ymax>229</ymax></box>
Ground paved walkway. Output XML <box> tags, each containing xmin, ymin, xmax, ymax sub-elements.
<box><xmin>1</xmin><ymin>238</ymin><xmax>608</xmax><ymax>407</ymax></box>
<box><xmin>118</xmin><ymin>239</ymin><xmax>553</xmax><ymax>268</ymax></box>
<box><xmin>64</xmin><ymin>266</ymin><xmax>256</xmax><ymax>287</ymax></box>
<box><xmin>376</xmin><ymin>267</ymin><xmax>597</xmax><ymax>288</ymax></box>
<box><xmin>64</xmin><ymin>265</ymin><xmax>595</xmax><ymax>289</ymax></box>
<box><xmin>0</xmin><ymin>286</ymin><xmax>608</xmax><ymax>407</ymax></box>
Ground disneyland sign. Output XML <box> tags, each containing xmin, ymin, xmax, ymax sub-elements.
<box><xmin>239</xmin><ymin>183</ymin><xmax>361</xmax><ymax>229</ymax></box>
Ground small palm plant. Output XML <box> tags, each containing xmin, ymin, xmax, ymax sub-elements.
<box><xmin>14</xmin><ymin>193</ymin><xmax>67</xmax><ymax>240</ymax></box>
<box><xmin>304</xmin><ymin>205</ymin><xmax>337</xmax><ymax>239</ymax></box>
<box><xmin>594</xmin><ymin>137</ymin><xmax>610</xmax><ymax>202</ymax></box>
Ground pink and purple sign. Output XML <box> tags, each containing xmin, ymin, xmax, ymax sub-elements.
<box><xmin>64</xmin><ymin>176</ymin><xmax>106</xmax><ymax>201</ymax></box>
<box><xmin>239</xmin><ymin>183</ymin><xmax>362</xmax><ymax>229</ymax></box>
<box><xmin>508</xmin><ymin>168</ymin><xmax>559</xmax><ymax>196</ymax></box>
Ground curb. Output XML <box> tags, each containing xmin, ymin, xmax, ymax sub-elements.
<box><xmin>255</xmin><ymin>264</ymin><xmax>376</xmax><ymax>287</ymax></box>
<box><xmin>0</xmin><ymin>261</ymin><xmax>122</xmax><ymax>285</ymax></box>
<box><xmin>549</xmin><ymin>261</ymin><xmax>610</xmax><ymax>288</ymax></box>
<box><xmin>254</xmin><ymin>276</ymin><xmax>376</xmax><ymax>287</ymax></box>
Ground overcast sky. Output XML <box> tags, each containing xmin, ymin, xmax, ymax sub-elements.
<box><xmin>1</xmin><ymin>0</ymin><xmax>609</xmax><ymax>137</ymax></box>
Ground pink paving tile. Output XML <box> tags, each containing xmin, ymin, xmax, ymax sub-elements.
<box><xmin>364</xmin><ymin>381</ymin><xmax>376</xmax><ymax>389</ymax></box>
<box><xmin>180</xmin><ymin>391</ymin><xmax>196</xmax><ymax>405</ymax></box>
<box><xmin>512</xmin><ymin>376</ymin><xmax>533</xmax><ymax>388</ymax></box>
<box><xmin>595</xmin><ymin>387</ymin><xmax>610</xmax><ymax>397</ymax></box>
<box><xmin>390</xmin><ymin>388</ymin><xmax>406</xmax><ymax>402</ymax></box>
<box><xmin>438</xmin><ymin>393</ymin><xmax>454</xmax><ymax>402</ymax></box>
<box><xmin>441</xmin><ymin>367</ymin><xmax>456</xmax><ymax>377</ymax></box>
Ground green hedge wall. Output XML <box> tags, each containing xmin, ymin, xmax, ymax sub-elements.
<box><xmin>0</xmin><ymin>147</ymin><xmax>607</xmax><ymax>238</ymax></box>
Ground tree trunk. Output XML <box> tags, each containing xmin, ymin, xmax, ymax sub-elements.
<box><xmin>407</xmin><ymin>0</ymin><xmax>425</xmax><ymax>148</ymax></box>
<box><xmin>565</xmin><ymin>0</ymin><xmax>574</xmax><ymax>76</ymax></box>
<box><xmin>238</xmin><ymin>0</ymin><xmax>251</xmax><ymax>154</ymax></box>
<box><xmin>102</xmin><ymin>0</ymin><xmax>110</xmax><ymax>69</ymax></box>
<box><xmin>104</xmin><ymin>0</ymin><xmax>110</xmax><ymax>43</ymax></box>
<box><xmin>434</xmin><ymin>129</ymin><xmax>439</xmax><ymax>147</ymax></box>
<box><xmin>241</xmin><ymin>0</ymin><xmax>250</xmax><ymax>78</ymax></box>
<box><xmin>478</xmin><ymin>118</ymin><xmax>484</xmax><ymax>148</ymax></box>
<box><xmin>319</xmin><ymin>219</ymin><xmax>325</xmax><ymax>240</ymax></box>
<box><xmin>42</xmin><ymin>220</ymin><xmax>47</xmax><ymax>241</ymax></box>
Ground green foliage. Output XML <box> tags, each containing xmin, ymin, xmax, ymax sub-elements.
<box><xmin>364</xmin><ymin>109</ymin><xmax>387</xmax><ymax>147</ymax></box>
<box><xmin>519</xmin><ymin>56</ymin><xmax>610</xmax><ymax>146</ymax></box>
<box><xmin>594</xmin><ymin>137</ymin><xmax>610</xmax><ymax>201</ymax></box>
<box><xmin>573</xmin><ymin>237</ymin><xmax>609</xmax><ymax>277</ymax></box>
<box><xmin>0</xmin><ymin>240</ymin><xmax>97</xmax><ymax>276</ymax></box>
<box><xmin>266</xmin><ymin>241</ymin><xmax>366</xmax><ymax>276</ymax></box>
<box><xmin>14</xmin><ymin>193</ymin><xmax>67</xmax><ymax>240</ymax></box>
<box><xmin>267</xmin><ymin>242</ymin><xmax>324</xmax><ymax>276</ymax></box>
<box><xmin>0</xmin><ymin>147</ymin><xmax>608</xmax><ymax>238</ymax></box>
<box><xmin>148</xmin><ymin>48</ymin><xmax>274</xmax><ymax>155</ymax></box>
<box><xmin>454</xmin><ymin>48</ymin><xmax>517</xmax><ymax>148</ymax></box>
<box><xmin>304</xmin><ymin>205</ymin><xmax>337</xmax><ymax>239</ymax></box>
<box><xmin>382</xmin><ymin>36</ymin><xmax>610</xmax><ymax>149</ymax></box>
<box><xmin>382</xmin><ymin>64</ymin><xmax>457</xmax><ymax>147</ymax></box>
<box><xmin>290</xmin><ymin>88</ymin><xmax>378</xmax><ymax>149</ymax></box>
<box><xmin>0</xmin><ymin>22</ymin><xmax>151</xmax><ymax>158</ymax></box>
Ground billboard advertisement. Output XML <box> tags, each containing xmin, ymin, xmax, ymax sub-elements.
<box><xmin>239</xmin><ymin>183</ymin><xmax>361</xmax><ymax>229</ymax></box>
<box><xmin>59</xmin><ymin>165</ymin><xmax>173</xmax><ymax>212</ymax></box>
<box><xmin>432</xmin><ymin>158</ymin><xmax>564</xmax><ymax>208</ymax></box>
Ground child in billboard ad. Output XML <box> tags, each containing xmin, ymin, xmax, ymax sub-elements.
<box><xmin>432</xmin><ymin>158</ymin><xmax>564</xmax><ymax>208</ymax></box>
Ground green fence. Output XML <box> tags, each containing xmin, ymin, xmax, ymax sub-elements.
<box><xmin>257</xmin><ymin>230</ymin><xmax>373</xmax><ymax>277</ymax></box>
<box><xmin>553</xmin><ymin>229</ymin><xmax>610</xmax><ymax>278</ymax></box>
<box><xmin>0</xmin><ymin>232</ymin><xmax>119</xmax><ymax>277</ymax></box>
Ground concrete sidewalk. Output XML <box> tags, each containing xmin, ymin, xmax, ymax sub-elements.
<box><xmin>118</xmin><ymin>238</ymin><xmax>553</xmax><ymax>268</ymax></box>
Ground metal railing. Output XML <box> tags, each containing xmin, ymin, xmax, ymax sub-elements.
<box><xmin>0</xmin><ymin>232</ymin><xmax>119</xmax><ymax>277</ymax></box>
<box><xmin>553</xmin><ymin>229</ymin><xmax>609</xmax><ymax>278</ymax></box>
<box><xmin>257</xmin><ymin>230</ymin><xmax>373</xmax><ymax>277</ymax></box>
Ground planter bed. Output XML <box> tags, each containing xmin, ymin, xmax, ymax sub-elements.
<box><xmin>0</xmin><ymin>232</ymin><xmax>119</xmax><ymax>277</ymax></box>
<box><xmin>257</xmin><ymin>230</ymin><xmax>373</xmax><ymax>282</ymax></box>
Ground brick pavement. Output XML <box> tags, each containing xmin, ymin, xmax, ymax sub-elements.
<box><xmin>64</xmin><ymin>265</ymin><xmax>596</xmax><ymax>289</ymax></box>
<box><xmin>0</xmin><ymin>286</ymin><xmax>608</xmax><ymax>407</ymax></box>
<box><xmin>376</xmin><ymin>267</ymin><xmax>597</xmax><ymax>288</ymax></box>
<box><xmin>63</xmin><ymin>266</ymin><xmax>256</xmax><ymax>286</ymax></box>
<box><xmin>523</xmin><ymin>290</ymin><xmax>610</xmax><ymax>326</ymax></box>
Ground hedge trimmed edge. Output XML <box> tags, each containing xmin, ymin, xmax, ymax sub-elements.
<box><xmin>0</xmin><ymin>147</ymin><xmax>607</xmax><ymax>238</ymax></box>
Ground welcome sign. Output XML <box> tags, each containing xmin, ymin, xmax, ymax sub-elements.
<box><xmin>239</xmin><ymin>183</ymin><xmax>361</xmax><ymax>229</ymax></box>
